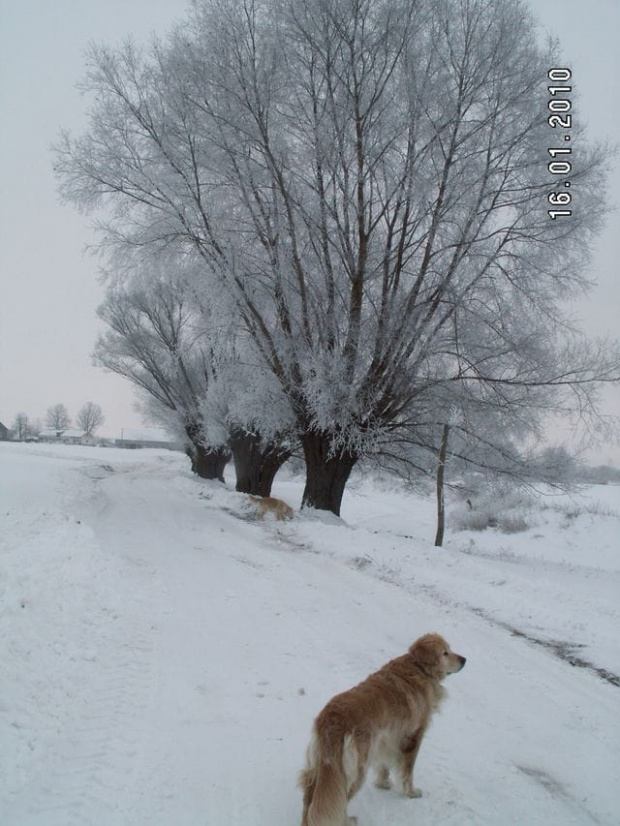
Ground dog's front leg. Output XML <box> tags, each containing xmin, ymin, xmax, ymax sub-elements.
<box><xmin>399</xmin><ymin>729</ymin><xmax>425</xmax><ymax>798</ymax></box>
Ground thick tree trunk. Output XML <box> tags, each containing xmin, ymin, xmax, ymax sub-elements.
<box><xmin>184</xmin><ymin>423</ymin><xmax>230</xmax><ymax>481</ymax></box>
<box><xmin>229</xmin><ymin>428</ymin><xmax>292</xmax><ymax>496</ymax></box>
<box><xmin>434</xmin><ymin>423</ymin><xmax>450</xmax><ymax>547</ymax></box>
<box><xmin>188</xmin><ymin>444</ymin><xmax>230</xmax><ymax>481</ymax></box>
<box><xmin>300</xmin><ymin>430</ymin><xmax>357</xmax><ymax>516</ymax></box>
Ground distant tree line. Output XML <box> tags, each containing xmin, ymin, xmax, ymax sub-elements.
<box><xmin>10</xmin><ymin>403</ymin><xmax>105</xmax><ymax>440</ymax></box>
<box><xmin>54</xmin><ymin>0</ymin><xmax>619</xmax><ymax>519</ymax></box>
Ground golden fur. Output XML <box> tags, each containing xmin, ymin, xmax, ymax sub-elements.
<box><xmin>299</xmin><ymin>633</ymin><xmax>466</xmax><ymax>826</ymax></box>
<box><xmin>248</xmin><ymin>494</ymin><xmax>294</xmax><ymax>521</ymax></box>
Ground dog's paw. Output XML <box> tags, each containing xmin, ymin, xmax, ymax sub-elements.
<box><xmin>404</xmin><ymin>786</ymin><xmax>423</xmax><ymax>798</ymax></box>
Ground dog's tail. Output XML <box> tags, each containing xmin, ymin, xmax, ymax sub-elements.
<box><xmin>299</xmin><ymin>728</ymin><xmax>351</xmax><ymax>826</ymax></box>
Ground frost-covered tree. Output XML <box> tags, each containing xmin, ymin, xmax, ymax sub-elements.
<box><xmin>11</xmin><ymin>412</ymin><xmax>31</xmax><ymax>441</ymax></box>
<box><xmin>76</xmin><ymin>402</ymin><xmax>105</xmax><ymax>436</ymax></box>
<box><xmin>55</xmin><ymin>0</ymin><xmax>618</xmax><ymax>514</ymax></box>
<box><xmin>95</xmin><ymin>268</ymin><xmax>231</xmax><ymax>480</ymax></box>
<box><xmin>202</xmin><ymin>355</ymin><xmax>297</xmax><ymax>495</ymax></box>
<box><xmin>46</xmin><ymin>404</ymin><xmax>71</xmax><ymax>431</ymax></box>
<box><xmin>95</xmin><ymin>259</ymin><xmax>293</xmax><ymax>490</ymax></box>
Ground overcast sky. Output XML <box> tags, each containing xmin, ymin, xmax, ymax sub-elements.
<box><xmin>0</xmin><ymin>0</ymin><xmax>618</xmax><ymax>458</ymax></box>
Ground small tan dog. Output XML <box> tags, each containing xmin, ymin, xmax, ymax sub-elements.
<box><xmin>299</xmin><ymin>633</ymin><xmax>466</xmax><ymax>826</ymax></box>
<box><xmin>248</xmin><ymin>494</ymin><xmax>294</xmax><ymax>521</ymax></box>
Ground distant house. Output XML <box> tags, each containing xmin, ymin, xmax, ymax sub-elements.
<box><xmin>38</xmin><ymin>428</ymin><xmax>63</xmax><ymax>442</ymax></box>
<box><xmin>38</xmin><ymin>428</ymin><xmax>90</xmax><ymax>445</ymax></box>
<box><xmin>114</xmin><ymin>428</ymin><xmax>182</xmax><ymax>451</ymax></box>
<box><xmin>61</xmin><ymin>428</ymin><xmax>89</xmax><ymax>445</ymax></box>
<box><xmin>0</xmin><ymin>421</ymin><xmax>9</xmax><ymax>441</ymax></box>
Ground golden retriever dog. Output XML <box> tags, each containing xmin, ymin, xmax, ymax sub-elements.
<box><xmin>248</xmin><ymin>494</ymin><xmax>294</xmax><ymax>521</ymax></box>
<box><xmin>299</xmin><ymin>633</ymin><xmax>466</xmax><ymax>826</ymax></box>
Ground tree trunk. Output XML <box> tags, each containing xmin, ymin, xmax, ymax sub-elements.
<box><xmin>184</xmin><ymin>440</ymin><xmax>229</xmax><ymax>483</ymax></box>
<box><xmin>229</xmin><ymin>428</ymin><xmax>292</xmax><ymax>496</ymax></box>
<box><xmin>300</xmin><ymin>430</ymin><xmax>357</xmax><ymax>516</ymax></box>
<box><xmin>184</xmin><ymin>423</ymin><xmax>230</xmax><ymax>482</ymax></box>
<box><xmin>434</xmin><ymin>423</ymin><xmax>450</xmax><ymax>547</ymax></box>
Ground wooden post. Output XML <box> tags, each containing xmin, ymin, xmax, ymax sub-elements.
<box><xmin>434</xmin><ymin>423</ymin><xmax>450</xmax><ymax>547</ymax></box>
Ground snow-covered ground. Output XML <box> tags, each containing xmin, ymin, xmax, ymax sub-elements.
<box><xmin>1</xmin><ymin>441</ymin><xmax>618</xmax><ymax>826</ymax></box>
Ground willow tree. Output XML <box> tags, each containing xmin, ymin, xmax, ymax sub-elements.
<box><xmin>95</xmin><ymin>269</ymin><xmax>232</xmax><ymax>480</ymax></box>
<box><xmin>55</xmin><ymin>0</ymin><xmax>614</xmax><ymax>514</ymax></box>
<box><xmin>96</xmin><ymin>258</ymin><xmax>294</xmax><ymax>490</ymax></box>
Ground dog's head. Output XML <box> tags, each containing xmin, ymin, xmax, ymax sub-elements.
<box><xmin>408</xmin><ymin>633</ymin><xmax>466</xmax><ymax>680</ymax></box>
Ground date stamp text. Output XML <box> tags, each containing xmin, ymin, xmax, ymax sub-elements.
<box><xmin>547</xmin><ymin>68</ymin><xmax>573</xmax><ymax>219</ymax></box>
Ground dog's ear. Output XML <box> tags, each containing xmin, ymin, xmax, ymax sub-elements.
<box><xmin>408</xmin><ymin>633</ymin><xmax>446</xmax><ymax>676</ymax></box>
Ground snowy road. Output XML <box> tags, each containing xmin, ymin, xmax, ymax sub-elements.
<box><xmin>1</xmin><ymin>443</ymin><xmax>619</xmax><ymax>825</ymax></box>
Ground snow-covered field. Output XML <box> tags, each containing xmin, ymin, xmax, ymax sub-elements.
<box><xmin>1</xmin><ymin>441</ymin><xmax>618</xmax><ymax>826</ymax></box>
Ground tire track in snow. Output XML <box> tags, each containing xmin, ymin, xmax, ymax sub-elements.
<box><xmin>493</xmin><ymin>617</ymin><xmax>620</xmax><ymax>688</ymax></box>
<box><xmin>375</xmin><ymin>569</ymin><xmax>620</xmax><ymax>688</ymax></box>
<box><xmin>261</xmin><ymin>520</ymin><xmax>620</xmax><ymax>692</ymax></box>
<box><xmin>226</xmin><ymin>497</ymin><xmax>620</xmax><ymax>688</ymax></box>
<box><xmin>515</xmin><ymin>765</ymin><xmax>601</xmax><ymax>825</ymax></box>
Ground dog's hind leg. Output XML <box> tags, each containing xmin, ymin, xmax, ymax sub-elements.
<box><xmin>374</xmin><ymin>764</ymin><xmax>392</xmax><ymax>790</ymax></box>
<box><xmin>343</xmin><ymin>732</ymin><xmax>370</xmax><ymax>801</ymax></box>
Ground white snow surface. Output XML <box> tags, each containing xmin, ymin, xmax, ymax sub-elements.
<box><xmin>1</xmin><ymin>442</ymin><xmax>619</xmax><ymax>826</ymax></box>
